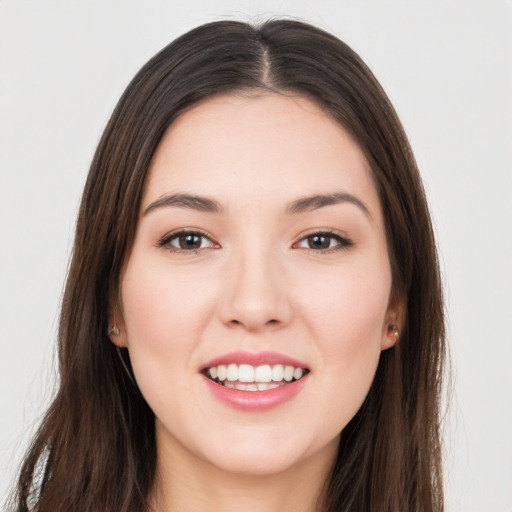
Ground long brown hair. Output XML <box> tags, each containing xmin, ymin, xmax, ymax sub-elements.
<box><xmin>11</xmin><ymin>19</ymin><xmax>446</xmax><ymax>512</ymax></box>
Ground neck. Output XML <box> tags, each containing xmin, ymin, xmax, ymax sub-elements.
<box><xmin>150</xmin><ymin>428</ymin><xmax>338</xmax><ymax>512</ymax></box>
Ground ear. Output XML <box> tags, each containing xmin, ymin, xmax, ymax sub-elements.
<box><xmin>108</xmin><ymin>299</ymin><xmax>128</xmax><ymax>348</ymax></box>
<box><xmin>381</xmin><ymin>293</ymin><xmax>405</xmax><ymax>351</ymax></box>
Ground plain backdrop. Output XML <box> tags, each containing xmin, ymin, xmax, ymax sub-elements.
<box><xmin>1</xmin><ymin>1</ymin><xmax>511</xmax><ymax>510</ymax></box>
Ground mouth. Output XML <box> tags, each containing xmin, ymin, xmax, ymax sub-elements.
<box><xmin>203</xmin><ymin>363</ymin><xmax>310</xmax><ymax>392</ymax></box>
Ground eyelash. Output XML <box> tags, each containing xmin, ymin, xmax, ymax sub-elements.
<box><xmin>157</xmin><ymin>229</ymin><xmax>354</xmax><ymax>254</ymax></box>
<box><xmin>157</xmin><ymin>229</ymin><xmax>219</xmax><ymax>254</ymax></box>
<box><xmin>293</xmin><ymin>229</ymin><xmax>354</xmax><ymax>253</ymax></box>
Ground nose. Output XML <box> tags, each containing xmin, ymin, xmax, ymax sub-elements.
<box><xmin>217</xmin><ymin>245</ymin><xmax>293</xmax><ymax>332</ymax></box>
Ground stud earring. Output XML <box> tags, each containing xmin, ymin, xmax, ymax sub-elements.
<box><xmin>388</xmin><ymin>324</ymin><xmax>399</xmax><ymax>339</ymax></box>
<box><xmin>108</xmin><ymin>308</ymin><xmax>120</xmax><ymax>336</ymax></box>
<box><xmin>108</xmin><ymin>325</ymin><xmax>120</xmax><ymax>336</ymax></box>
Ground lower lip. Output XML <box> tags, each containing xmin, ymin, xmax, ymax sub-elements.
<box><xmin>202</xmin><ymin>374</ymin><xmax>309</xmax><ymax>412</ymax></box>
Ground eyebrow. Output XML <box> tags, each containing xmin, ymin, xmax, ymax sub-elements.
<box><xmin>143</xmin><ymin>190</ymin><xmax>371</xmax><ymax>219</ymax></box>
<box><xmin>144</xmin><ymin>193</ymin><xmax>223</xmax><ymax>215</ymax></box>
<box><xmin>285</xmin><ymin>192</ymin><xmax>371</xmax><ymax>219</ymax></box>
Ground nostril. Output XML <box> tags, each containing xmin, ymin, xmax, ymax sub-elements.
<box><xmin>228</xmin><ymin>318</ymin><xmax>279</xmax><ymax>328</ymax></box>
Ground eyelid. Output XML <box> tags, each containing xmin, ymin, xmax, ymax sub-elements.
<box><xmin>292</xmin><ymin>228</ymin><xmax>354</xmax><ymax>252</ymax></box>
<box><xmin>157</xmin><ymin>228</ymin><xmax>220</xmax><ymax>252</ymax></box>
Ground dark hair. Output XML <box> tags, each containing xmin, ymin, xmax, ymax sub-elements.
<box><xmin>11</xmin><ymin>19</ymin><xmax>446</xmax><ymax>512</ymax></box>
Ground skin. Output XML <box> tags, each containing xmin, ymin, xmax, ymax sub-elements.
<box><xmin>111</xmin><ymin>92</ymin><xmax>400</xmax><ymax>512</ymax></box>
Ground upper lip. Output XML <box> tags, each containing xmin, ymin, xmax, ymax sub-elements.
<box><xmin>200</xmin><ymin>351</ymin><xmax>309</xmax><ymax>371</ymax></box>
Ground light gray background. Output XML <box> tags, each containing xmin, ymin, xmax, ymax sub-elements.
<box><xmin>1</xmin><ymin>1</ymin><xmax>511</xmax><ymax>510</ymax></box>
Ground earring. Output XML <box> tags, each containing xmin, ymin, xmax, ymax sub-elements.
<box><xmin>108</xmin><ymin>307</ymin><xmax>120</xmax><ymax>336</ymax></box>
<box><xmin>108</xmin><ymin>325</ymin><xmax>120</xmax><ymax>336</ymax></box>
<box><xmin>388</xmin><ymin>324</ymin><xmax>399</xmax><ymax>339</ymax></box>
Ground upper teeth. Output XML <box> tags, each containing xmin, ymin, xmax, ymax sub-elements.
<box><xmin>208</xmin><ymin>364</ymin><xmax>304</xmax><ymax>383</ymax></box>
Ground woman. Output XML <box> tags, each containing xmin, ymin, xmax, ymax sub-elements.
<box><xmin>10</xmin><ymin>19</ymin><xmax>446</xmax><ymax>512</ymax></box>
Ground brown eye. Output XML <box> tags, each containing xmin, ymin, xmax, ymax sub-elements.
<box><xmin>177</xmin><ymin>233</ymin><xmax>203</xmax><ymax>249</ymax></box>
<box><xmin>295</xmin><ymin>231</ymin><xmax>354</xmax><ymax>251</ymax></box>
<box><xmin>159</xmin><ymin>230</ymin><xmax>216</xmax><ymax>251</ymax></box>
<box><xmin>307</xmin><ymin>234</ymin><xmax>332</xmax><ymax>249</ymax></box>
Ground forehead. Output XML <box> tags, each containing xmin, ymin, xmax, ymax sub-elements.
<box><xmin>144</xmin><ymin>93</ymin><xmax>380</xmax><ymax>216</ymax></box>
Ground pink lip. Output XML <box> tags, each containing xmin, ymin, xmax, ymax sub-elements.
<box><xmin>200</xmin><ymin>351</ymin><xmax>310</xmax><ymax>412</ymax></box>
<box><xmin>202</xmin><ymin>373</ymin><xmax>309</xmax><ymax>412</ymax></box>
<box><xmin>200</xmin><ymin>351</ymin><xmax>308</xmax><ymax>370</ymax></box>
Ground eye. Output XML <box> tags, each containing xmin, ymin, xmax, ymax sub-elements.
<box><xmin>158</xmin><ymin>230</ymin><xmax>218</xmax><ymax>252</ymax></box>
<box><xmin>295</xmin><ymin>231</ymin><xmax>353</xmax><ymax>251</ymax></box>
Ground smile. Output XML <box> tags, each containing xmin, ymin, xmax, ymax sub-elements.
<box><xmin>201</xmin><ymin>351</ymin><xmax>310</xmax><ymax>410</ymax></box>
<box><xmin>204</xmin><ymin>363</ymin><xmax>308</xmax><ymax>391</ymax></box>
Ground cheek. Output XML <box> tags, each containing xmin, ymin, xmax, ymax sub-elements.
<box><xmin>299</xmin><ymin>263</ymin><xmax>391</xmax><ymax>344</ymax></box>
<box><xmin>122</xmin><ymin>258</ymin><xmax>215</xmax><ymax>347</ymax></box>
<box><xmin>119</xmin><ymin>257</ymin><xmax>219</xmax><ymax>422</ymax></box>
<box><xmin>119</xmin><ymin>257</ymin><xmax>220</xmax><ymax>405</ymax></box>
<box><xmin>296</xmin><ymin>263</ymin><xmax>391</xmax><ymax>413</ymax></box>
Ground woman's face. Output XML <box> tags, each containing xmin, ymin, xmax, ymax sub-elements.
<box><xmin>115</xmin><ymin>93</ymin><xmax>398</xmax><ymax>476</ymax></box>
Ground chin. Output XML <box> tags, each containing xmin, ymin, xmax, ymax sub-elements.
<box><xmin>195</xmin><ymin>426</ymin><xmax>340</xmax><ymax>478</ymax></box>
<box><xmin>205</xmin><ymin>447</ymin><xmax>308</xmax><ymax>477</ymax></box>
